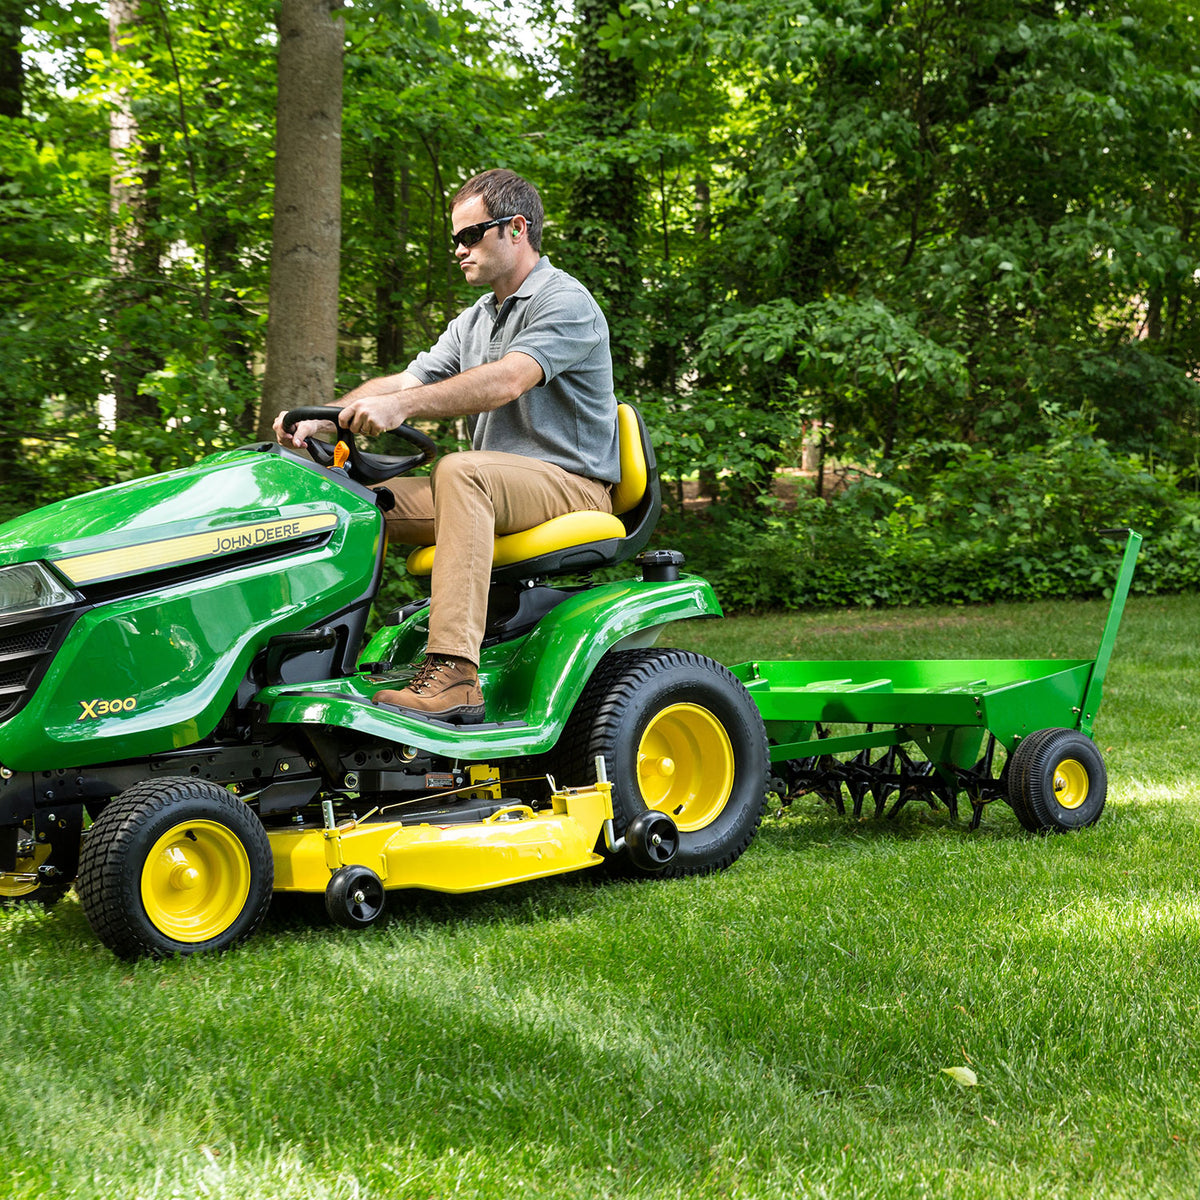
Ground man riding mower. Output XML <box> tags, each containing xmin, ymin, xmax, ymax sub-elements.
<box><xmin>0</xmin><ymin>404</ymin><xmax>771</xmax><ymax>958</ymax></box>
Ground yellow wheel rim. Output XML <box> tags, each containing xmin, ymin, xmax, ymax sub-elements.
<box><xmin>636</xmin><ymin>703</ymin><xmax>735</xmax><ymax>833</ymax></box>
<box><xmin>1053</xmin><ymin>758</ymin><xmax>1090</xmax><ymax>810</ymax></box>
<box><xmin>140</xmin><ymin>820</ymin><xmax>251</xmax><ymax>943</ymax></box>
<box><xmin>0</xmin><ymin>840</ymin><xmax>50</xmax><ymax>899</ymax></box>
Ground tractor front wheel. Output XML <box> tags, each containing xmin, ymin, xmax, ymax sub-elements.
<box><xmin>76</xmin><ymin>778</ymin><xmax>273</xmax><ymax>959</ymax></box>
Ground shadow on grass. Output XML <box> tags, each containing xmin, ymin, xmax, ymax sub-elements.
<box><xmin>0</xmin><ymin>792</ymin><xmax>1096</xmax><ymax>964</ymax></box>
<box><xmin>261</xmin><ymin>865</ymin><xmax>617</xmax><ymax>946</ymax></box>
<box><xmin>759</xmin><ymin>795</ymin><xmax>1027</xmax><ymax>850</ymax></box>
<box><xmin>0</xmin><ymin>892</ymin><xmax>106</xmax><ymax>959</ymax></box>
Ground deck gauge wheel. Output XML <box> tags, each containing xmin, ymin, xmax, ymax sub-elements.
<box><xmin>625</xmin><ymin>809</ymin><xmax>680</xmax><ymax>872</ymax></box>
<box><xmin>325</xmin><ymin>865</ymin><xmax>387</xmax><ymax>928</ymax></box>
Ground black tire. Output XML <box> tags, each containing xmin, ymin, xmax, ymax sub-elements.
<box><xmin>76</xmin><ymin>778</ymin><xmax>273</xmax><ymax>960</ymax></box>
<box><xmin>325</xmin><ymin>865</ymin><xmax>387</xmax><ymax>928</ymax></box>
<box><xmin>1004</xmin><ymin>728</ymin><xmax>1059</xmax><ymax>833</ymax></box>
<box><xmin>1009</xmin><ymin>728</ymin><xmax>1107</xmax><ymax>833</ymax></box>
<box><xmin>559</xmin><ymin>648</ymin><xmax>769</xmax><ymax>877</ymax></box>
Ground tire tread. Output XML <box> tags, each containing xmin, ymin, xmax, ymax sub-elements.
<box><xmin>77</xmin><ymin>778</ymin><xmax>273</xmax><ymax>960</ymax></box>
<box><xmin>557</xmin><ymin>648</ymin><xmax>769</xmax><ymax>878</ymax></box>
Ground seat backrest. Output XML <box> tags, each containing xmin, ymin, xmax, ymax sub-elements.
<box><xmin>611</xmin><ymin>403</ymin><xmax>648</xmax><ymax>518</ymax></box>
<box><xmin>484</xmin><ymin>401</ymin><xmax>660</xmax><ymax>583</ymax></box>
<box><xmin>610</xmin><ymin>402</ymin><xmax>660</xmax><ymax>546</ymax></box>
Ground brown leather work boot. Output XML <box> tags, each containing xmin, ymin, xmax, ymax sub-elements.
<box><xmin>372</xmin><ymin>655</ymin><xmax>486</xmax><ymax>725</ymax></box>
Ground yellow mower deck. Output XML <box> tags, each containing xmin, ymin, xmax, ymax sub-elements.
<box><xmin>270</xmin><ymin>778</ymin><xmax>614</xmax><ymax>895</ymax></box>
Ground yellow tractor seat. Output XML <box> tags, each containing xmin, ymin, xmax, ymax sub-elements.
<box><xmin>406</xmin><ymin>403</ymin><xmax>661</xmax><ymax>584</ymax></box>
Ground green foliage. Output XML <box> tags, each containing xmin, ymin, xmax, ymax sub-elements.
<box><xmin>2</xmin><ymin>0</ymin><xmax>559</xmax><ymax>517</ymax></box>
<box><xmin>618</xmin><ymin>0</ymin><xmax>1200</xmax><ymax>462</ymax></box>
<box><xmin>640</xmin><ymin>389</ymin><xmax>801</xmax><ymax>508</ymax></box>
<box><xmin>671</xmin><ymin>416</ymin><xmax>1200</xmax><ymax>612</ymax></box>
<box><xmin>6</xmin><ymin>0</ymin><xmax>1200</xmax><ymax>618</ymax></box>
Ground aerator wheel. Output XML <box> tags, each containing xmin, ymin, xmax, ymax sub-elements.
<box><xmin>561</xmin><ymin>648</ymin><xmax>769</xmax><ymax>877</ymax></box>
<box><xmin>1007</xmin><ymin>728</ymin><xmax>1107</xmax><ymax>833</ymax></box>
<box><xmin>325</xmin><ymin>865</ymin><xmax>387</xmax><ymax>928</ymax></box>
<box><xmin>76</xmin><ymin>778</ymin><xmax>273</xmax><ymax>960</ymax></box>
<box><xmin>1004</xmin><ymin>730</ymin><xmax>1054</xmax><ymax>832</ymax></box>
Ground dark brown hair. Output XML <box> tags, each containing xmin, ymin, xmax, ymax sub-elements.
<box><xmin>452</xmin><ymin>169</ymin><xmax>544</xmax><ymax>252</ymax></box>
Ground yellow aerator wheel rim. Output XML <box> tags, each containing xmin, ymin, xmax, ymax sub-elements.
<box><xmin>1053</xmin><ymin>758</ymin><xmax>1090</xmax><ymax>810</ymax></box>
<box><xmin>140</xmin><ymin>820</ymin><xmax>251</xmax><ymax>943</ymax></box>
<box><xmin>636</xmin><ymin>703</ymin><xmax>735</xmax><ymax>832</ymax></box>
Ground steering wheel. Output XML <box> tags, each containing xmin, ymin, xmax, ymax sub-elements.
<box><xmin>281</xmin><ymin>407</ymin><xmax>437</xmax><ymax>485</ymax></box>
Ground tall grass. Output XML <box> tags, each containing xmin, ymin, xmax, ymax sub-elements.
<box><xmin>3</xmin><ymin>592</ymin><xmax>1198</xmax><ymax>1199</ymax></box>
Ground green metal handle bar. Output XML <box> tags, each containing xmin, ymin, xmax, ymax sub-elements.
<box><xmin>1077</xmin><ymin>528</ymin><xmax>1143</xmax><ymax>736</ymax></box>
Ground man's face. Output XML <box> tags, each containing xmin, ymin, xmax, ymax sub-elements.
<box><xmin>451</xmin><ymin>195</ymin><xmax>516</xmax><ymax>290</ymax></box>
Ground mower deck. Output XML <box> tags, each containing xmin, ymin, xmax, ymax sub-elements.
<box><xmin>271</xmin><ymin>777</ymin><xmax>613</xmax><ymax>896</ymax></box>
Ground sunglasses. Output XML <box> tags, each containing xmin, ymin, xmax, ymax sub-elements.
<box><xmin>451</xmin><ymin>216</ymin><xmax>521</xmax><ymax>249</ymax></box>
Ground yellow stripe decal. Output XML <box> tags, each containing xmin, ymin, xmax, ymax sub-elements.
<box><xmin>55</xmin><ymin>513</ymin><xmax>339</xmax><ymax>585</ymax></box>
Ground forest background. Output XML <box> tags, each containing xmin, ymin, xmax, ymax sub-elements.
<box><xmin>3</xmin><ymin>0</ymin><xmax>1200</xmax><ymax>612</ymax></box>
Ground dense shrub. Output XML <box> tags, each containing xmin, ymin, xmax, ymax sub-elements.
<box><xmin>661</xmin><ymin>425</ymin><xmax>1200</xmax><ymax>612</ymax></box>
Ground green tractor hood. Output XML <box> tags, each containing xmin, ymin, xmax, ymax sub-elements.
<box><xmin>0</xmin><ymin>446</ymin><xmax>384</xmax><ymax>771</ymax></box>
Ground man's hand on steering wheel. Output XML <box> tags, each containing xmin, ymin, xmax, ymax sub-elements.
<box><xmin>338</xmin><ymin>391</ymin><xmax>409</xmax><ymax>440</ymax></box>
<box><xmin>277</xmin><ymin>406</ymin><xmax>437</xmax><ymax>485</ymax></box>
<box><xmin>273</xmin><ymin>409</ymin><xmax>336</xmax><ymax>450</ymax></box>
<box><xmin>275</xmin><ymin>390</ymin><xmax>408</xmax><ymax>447</ymax></box>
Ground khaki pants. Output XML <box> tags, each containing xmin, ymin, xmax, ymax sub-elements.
<box><xmin>383</xmin><ymin>451</ymin><xmax>613</xmax><ymax>665</ymax></box>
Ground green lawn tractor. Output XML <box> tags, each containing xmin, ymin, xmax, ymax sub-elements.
<box><xmin>0</xmin><ymin>405</ymin><xmax>771</xmax><ymax>958</ymax></box>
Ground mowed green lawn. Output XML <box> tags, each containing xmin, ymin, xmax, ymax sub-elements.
<box><xmin>3</xmin><ymin>591</ymin><xmax>1199</xmax><ymax>1199</ymax></box>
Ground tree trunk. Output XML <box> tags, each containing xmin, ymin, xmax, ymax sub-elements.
<box><xmin>108</xmin><ymin>0</ymin><xmax>165</xmax><ymax>428</ymax></box>
<box><xmin>563</xmin><ymin>0</ymin><xmax>640</xmax><ymax>382</ymax></box>
<box><xmin>0</xmin><ymin>0</ymin><xmax>21</xmax><ymax>121</ymax></box>
<box><xmin>257</xmin><ymin>0</ymin><xmax>344</xmax><ymax>440</ymax></box>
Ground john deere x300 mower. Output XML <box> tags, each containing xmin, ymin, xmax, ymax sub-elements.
<box><xmin>0</xmin><ymin>405</ymin><xmax>771</xmax><ymax>958</ymax></box>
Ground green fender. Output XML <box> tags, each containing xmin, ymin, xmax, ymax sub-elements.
<box><xmin>256</xmin><ymin>573</ymin><xmax>723</xmax><ymax>759</ymax></box>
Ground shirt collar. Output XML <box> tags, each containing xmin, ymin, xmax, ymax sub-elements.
<box><xmin>485</xmin><ymin>256</ymin><xmax>554</xmax><ymax>316</ymax></box>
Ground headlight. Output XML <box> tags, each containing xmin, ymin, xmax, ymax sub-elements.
<box><xmin>0</xmin><ymin>562</ymin><xmax>78</xmax><ymax>620</ymax></box>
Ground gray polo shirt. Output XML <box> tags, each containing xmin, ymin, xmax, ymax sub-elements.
<box><xmin>405</xmin><ymin>257</ymin><xmax>620</xmax><ymax>483</ymax></box>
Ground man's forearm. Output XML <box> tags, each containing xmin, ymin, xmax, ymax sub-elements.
<box><xmin>338</xmin><ymin>353</ymin><xmax>543</xmax><ymax>436</ymax></box>
<box><xmin>403</xmin><ymin>357</ymin><xmax>539</xmax><ymax>420</ymax></box>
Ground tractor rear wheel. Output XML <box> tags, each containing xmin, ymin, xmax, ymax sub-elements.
<box><xmin>76</xmin><ymin>778</ymin><xmax>273</xmax><ymax>959</ymax></box>
<box><xmin>1008</xmin><ymin>728</ymin><xmax>1107</xmax><ymax>833</ymax></box>
<box><xmin>560</xmin><ymin>648</ymin><xmax>769</xmax><ymax>877</ymax></box>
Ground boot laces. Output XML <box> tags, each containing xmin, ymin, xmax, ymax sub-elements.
<box><xmin>409</xmin><ymin>656</ymin><xmax>451</xmax><ymax>695</ymax></box>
